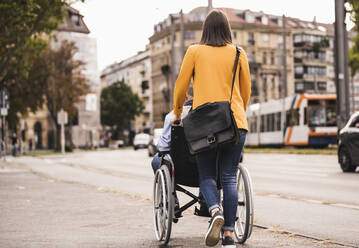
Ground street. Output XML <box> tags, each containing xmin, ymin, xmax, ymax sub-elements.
<box><xmin>1</xmin><ymin>149</ymin><xmax>358</xmax><ymax>248</ymax></box>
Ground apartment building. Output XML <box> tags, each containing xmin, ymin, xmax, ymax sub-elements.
<box><xmin>149</xmin><ymin>7</ymin><xmax>294</xmax><ymax>127</ymax></box>
<box><xmin>148</xmin><ymin>7</ymin><xmax>357</xmax><ymax>127</ymax></box>
<box><xmin>100</xmin><ymin>49</ymin><xmax>153</xmax><ymax>134</ymax></box>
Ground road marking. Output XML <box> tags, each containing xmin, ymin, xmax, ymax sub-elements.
<box><xmin>278</xmin><ymin>171</ymin><xmax>329</xmax><ymax>178</ymax></box>
<box><xmin>44</xmin><ymin>159</ymin><xmax>54</xmax><ymax>164</ymax></box>
<box><xmin>256</xmin><ymin>192</ymin><xmax>359</xmax><ymax>211</ymax></box>
<box><xmin>254</xmin><ymin>224</ymin><xmax>357</xmax><ymax>248</ymax></box>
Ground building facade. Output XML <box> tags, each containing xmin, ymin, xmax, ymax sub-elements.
<box><xmin>100</xmin><ymin>49</ymin><xmax>153</xmax><ymax>134</ymax></box>
<box><xmin>149</xmin><ymin>7</ymin><xmax>356</xmax><ymax>127</ymax></box>
<box><xmin>24</xmin><ymin>6</ymin><xmax>101</xmax><ymax>149</ymax></box>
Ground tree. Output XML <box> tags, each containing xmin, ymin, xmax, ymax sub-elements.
<box><xmin>45</xmin><ymin>40</ymin><xmax>90</xmax><ymax>147</ymax></box>
<box><xmin>27</xmin><ymin>40</ymin><xmax>89</xmax><ymax>148</ymax></box>
<box><xmin>0</xmin><ymin>0</ymin><xmax>84</xmax><ymax>126</ymax></box>
<box><xmin>101</xmin><ymin>81</ymin><xmax>144</xmax><ymax>131</ymax></box>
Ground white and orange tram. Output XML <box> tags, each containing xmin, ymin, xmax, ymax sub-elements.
<box><xmin>246</xmin><ymin>94</ymin><xmax>337</xmax><ymax>147</ymax></box>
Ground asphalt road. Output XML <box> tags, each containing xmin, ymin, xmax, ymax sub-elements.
<box><xmin>1</xmin><ymin>149</ymin><xmax>359</xmax><ymax>247</ymax></box>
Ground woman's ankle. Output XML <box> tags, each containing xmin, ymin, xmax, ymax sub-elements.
<box><xmin>223</xmin><ymin>230</ymin><xmax>233</xmax><ymax>238</ymax></box>
<box><xmin>210</xmin><ymin>207</ymin><xmax>220</xmax><ymax>216</ymax></box>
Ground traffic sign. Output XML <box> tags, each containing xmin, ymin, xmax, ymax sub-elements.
<box><xmin>0</xmin><ymin>108</ymin><xmax>7</xmax><ymax>116</ymax></box>
<box><xmin>57</xmin><ymin>109</ymin><xmax>68</xmax><ymax>125</ymax></box>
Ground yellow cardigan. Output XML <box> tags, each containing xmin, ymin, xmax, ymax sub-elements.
<box><xmin>173</xmin><ymin>44</ymin><xmax>251</xmax><ymax>130</ymax></box>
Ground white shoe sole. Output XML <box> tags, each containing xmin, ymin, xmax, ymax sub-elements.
<box><xmin>222</xmin><ymin>244</ymin><xmax>236</xmax><ymax>248</ymax></box>
<box><xmin>205</xmin><ymin>215</ymin><xmax>224</xmax><ymax>247</ymax></box>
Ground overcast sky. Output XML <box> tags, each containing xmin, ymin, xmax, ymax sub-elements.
<box><xmin>72</xmin><ymin>0</ymin><xmax>350</xmax><ymax>71</ymax></box>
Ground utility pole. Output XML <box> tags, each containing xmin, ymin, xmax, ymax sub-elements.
<box><xmin>57</xmin><ymin>109</ymin><xmax>68</xmax><ymax>154</ymax></box>
<box><xmin>334</xmin><ymin>0</ymin><xmax>350</xmax><ymax>130</ymax></box>
<box><xmin>170</xmin><ymin>14</ymin><xmax>176</xmax><ymax>108</ymax></box>
<box><xmin>208</xmin><ymin>0</ymin><xmax>213</xmax><ymax>14</ymax></box>
<box><xmin>282</xmin><ymin>15</ymin><xmax>288</xmax><ymax>98</ymax></box>
<box><xmin>180</xmin><ymin>10</ymin><xmax>185</xmax><ymax>59</ymax></box>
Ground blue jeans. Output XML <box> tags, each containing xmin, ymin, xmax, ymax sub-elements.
<box><xmin>196</xmin><ymin>130</ymin><xmax>247</xmax><ymax>232</ymax></box>
<box><xmin>151</xmin><ymin>153</ymin><xmax>162</xmax><ymax>173</ymax></box>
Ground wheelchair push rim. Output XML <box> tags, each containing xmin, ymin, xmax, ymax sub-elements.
<box><xmin>234</xmin><ymin>164</ymin><xmax>254</xmax><ymax>244</ymax></box>
<box><xmin>152</xmin><ymin>165</ymin><xmax>173</xmax><ymax>245</ymax></box>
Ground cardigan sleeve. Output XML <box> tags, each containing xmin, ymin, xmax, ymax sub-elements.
<box><xmin>239</xmin><ymin>49</ymin><xmax>251</xmax><ymax>111</ymax></box>
<box><xmin>173</xmin><ymin>46</ymin><xmax>195</xmax><ymax>116</ymax></box>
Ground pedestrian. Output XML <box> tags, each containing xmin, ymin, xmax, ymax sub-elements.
<box><xmin>29</xmin><ymin>139</ymin><xmax>33</xmax><ymax>151</ymax></box>
<box><xmin>172</xmin><ymin>9</ymin><xmax>251</xmax><ymax>248</ymax></box>
<box><xmin>11</xmin><ymin>133</ymin><xmax>18</xmax><ymax>157</ymax></box>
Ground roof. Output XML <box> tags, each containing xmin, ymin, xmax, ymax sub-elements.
<box><xmin>153</xmin><ymin>7</ymin><xmax>335</xmax><ymax>36</ymax></box>
<box><xmin>57</xmin><ymin>5</ymin><xmax>90</xmax><ymax>34</ymax></box>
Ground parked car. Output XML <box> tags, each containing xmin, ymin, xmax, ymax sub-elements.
<box><xmin>109</xmin><ymin>139</ymin><xmax>124</xmax><ymax>149</ymax></box>
<box><xmin>338</xmin><ymin>112</ymin><xmax>359</xmax><ymax>172</ymax></box>
<box><xmin>133</xmin><ymin>133</ymin><xmax>150</xmax><ymax>150</ymax></box>
<box><xmin>148</xmin><ymin>128</ymin><xmax>164</xmax><ymax>157</ymax></box>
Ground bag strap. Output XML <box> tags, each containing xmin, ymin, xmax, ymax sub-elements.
<box><xmin>230</xmin><ymin>46</ymin><xmax>241</xmax><ymax>105</ymax></box>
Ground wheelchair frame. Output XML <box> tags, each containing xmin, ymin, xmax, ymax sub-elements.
<box><xmin>153</xmin><ymin>153</ymin><xmax>254</xmax><ymax>246</ymax></box>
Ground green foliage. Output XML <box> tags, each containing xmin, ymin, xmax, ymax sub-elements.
<box><xmin>0</xmin><ymin>0</ymin><xmax>85</xmax><ymax>126</ymax></box>
<box><xmin>101</xmin><ymin>81</ymin><xmax>144</xmax><ymax>130</ymax></box>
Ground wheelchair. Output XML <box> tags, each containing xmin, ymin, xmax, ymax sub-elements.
<box><xmin>153</xmin><ymin>126</ymin><xmax>254</xmax><ymax>246</ymax></box>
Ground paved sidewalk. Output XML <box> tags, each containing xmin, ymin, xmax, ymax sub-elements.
<box><xmin>0</xmin><ymin>162</ymin><xmax>351</xmax><ymax>248</ymax></box>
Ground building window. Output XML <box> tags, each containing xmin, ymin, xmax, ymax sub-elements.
<box><xmin>317</xmin><ymin>82</ymin><xmax>327</xmax><ymax>91</ymax></box>
<box><xmin>263</xmin><ymin>77</ymin><xmax>267</xmax><ymax>101</ymax></box>
<box><xmin>270</xmin><ymin>52</ymin><xmax>275</xmax><ymax>65</ymax></box>
<box><xmin>248</xmin><ymin>32</ymin><xmax>255</xmax><ymax>45</ymax></box>
<box><xmin>263</xmin><ymin>34</ymin><xmax>269</xmax><ymax>42</ymax></box>
<box><xmin>232</xmin><ymin>31</ymin><xmax>237</xmax><ymax>39</ymax></box>
<box><xmin>295</xmin><ymin>82</ymin><xmax>304</xmax><ymax>93</ymax></box>
<box><xmin>251</xmin><ymin>82</ymin><xmax>259</xmax><ymax>97</ymax></box>
<box><xmin>295</xmin><ymin>66</ymin><xmax>304</xmax><ymax>79</ymax></box>
<box><xmin>249</xmin><ymin>51</ymin><xmax>256</xmax><ymax>63</ymax></box>
<box><xmin>307</xmin><ymin>66</ymin><xmax>326</xmax><ymax>76</ymax></box>
<box><xmin>262</xmin><ymin>52</ymin><xmax>267</xmax><ymax>64</ymax></box>
<box><xmin>184</xmin><ymin>32</ymin><xmax>195</xmax><ymax>40</ymax></box>
<box><xmin>71</xmin><ymin>14</ymin><xmax>81</xmax><ymax>26</ymax></box>
<box><xmin>296</xmin><ymin>82</ymin><xmax>319</xmax><ymax>93</ymax></box>
<box><xmin>295</xmin><ymin>66</ymin><xmax>304</xmax><ymax>74</ymax></box>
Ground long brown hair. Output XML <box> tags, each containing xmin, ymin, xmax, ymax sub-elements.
<box><xmin>200</xmin><ymin>9</ymin><xmax>232</xmax><ymax>46</ymax></box>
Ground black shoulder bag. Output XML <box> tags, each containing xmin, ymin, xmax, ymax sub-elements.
<box><xmin>182</xmin><ymin>47</ymin><xmax>241</xmax><ymax>155</ymax></box>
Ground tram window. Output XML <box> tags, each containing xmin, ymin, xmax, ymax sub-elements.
<box><xmin>268</xmin><ymin>113</ymin><xmax>275</xmax><ymax>132</ymax></box>
<box><xmin>260</xmin><ymin>115</ymin><xmax>265</xmax><ymax>132</ymax></box>
<box><xmin>308</xmin><ymin>99</ymin><xmax>336</xmax><ymax>127</ymax></box>
<box><xmin>326</xmin><ymin>104</ymin><xmax>336</xmax><ymax>126</ymax></box>
<box><xmin>286</xmin><ymin>109</ymin><xmax>300</xmax><ymax>126</ymax></box>
<box><xmin>276</xmin><ymin>112</ymin><xmax>281</xmax><ymax>131</ymax></box>
<box><xmin>304</xmin><ymin>107</ymin><xmax>308</xmax><ymax>125</ymax></box>
<box><xmin>250</xmin><ymin>116</ymin><xmax>257</xmax><ymax>133</ymax></box>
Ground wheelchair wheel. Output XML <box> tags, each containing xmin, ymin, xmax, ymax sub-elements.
<box><xmin>234</xmin><ymin>164</ymin><xmax>254</xmax><ymax>244</ymax></box>
<box><xmin>153</xmin><ymin>164</ymin><xmax>173</xmax><ymax>245</ymax></box>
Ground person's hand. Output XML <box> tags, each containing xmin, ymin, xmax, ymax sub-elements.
<box><xmin>171</xmin><ymin>115</ymin><xmax>182</xmax><ymax>126</ymax></box>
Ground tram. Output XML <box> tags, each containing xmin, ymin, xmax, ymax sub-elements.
<box><xmin>246</xmin><ymin>94</ymin><xmax>337</xmax><ymax>147</ymax></box>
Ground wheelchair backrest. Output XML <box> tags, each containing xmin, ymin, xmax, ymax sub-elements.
<box><xmin>170</xmin><ymin>126</ymin><xmax>199</xmax><ymax>187</ymax></box>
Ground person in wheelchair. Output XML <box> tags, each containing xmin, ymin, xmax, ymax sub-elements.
<box><xmin>151</xmin><ymin>89</ymin><xmax>210</xmax><ymax>218</ymax></box>
<box><xmin>172</xmin><ymin>10</ymin><xmax>251</xmax><ymax>248</ymax></box>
